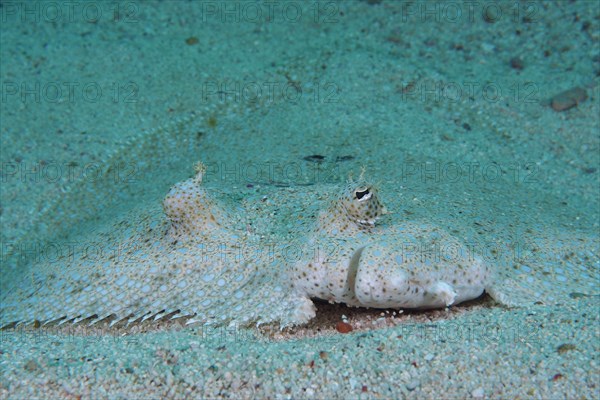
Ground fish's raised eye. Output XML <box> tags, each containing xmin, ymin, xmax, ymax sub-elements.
<box><xmin>355</xmin><ymin>188</ymin><xmax>371</xmax><ymax>201</ymax></box>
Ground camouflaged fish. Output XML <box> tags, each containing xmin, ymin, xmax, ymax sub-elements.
<box><xmin>1</xmin><ymin>162</ymin><xmax>598</xmax><ymax>329</ymax></box>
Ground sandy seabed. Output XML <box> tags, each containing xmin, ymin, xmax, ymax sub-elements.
<box><xmin>1</xmin><ymin>1</ymin><xmax>599</xmax><ymax>398</ymax></box>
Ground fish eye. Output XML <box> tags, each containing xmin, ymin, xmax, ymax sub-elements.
<box><xmin>355</xmin><ymin>187</ymin><xmax>372</xmax><ymax>201</ymax></box>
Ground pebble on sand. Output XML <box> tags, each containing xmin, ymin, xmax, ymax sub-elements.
<box><xmin>509</xmin><ymin>56</ymin><xmax>525</xmax><ymax>70</ymax></box>
<box><xmin>335</xmin><ymin>321</ymin><xmax>353</xmax><ymax>333</ymax></box>
<box><xmin>550</xmin><ymin>87</ymin><xmax>588</xmax><ymax>111</ymax></box>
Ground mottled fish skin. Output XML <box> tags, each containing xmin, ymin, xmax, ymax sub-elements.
<box><xmin>0</xmin><ymin>165</ymin><xmax>300</xmax><ymax>328</ymax></box>
<box><xmin>290</xmin><ymin>180</ymin><xmax>492</xmax><ymax>313</ymax></box>
<box><xmin>1</xmin><ymin>163</ymin><xmax>598</xmax><ymax>329</ymax></box>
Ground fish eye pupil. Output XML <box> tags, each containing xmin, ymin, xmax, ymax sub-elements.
<box><xmin>355</xmin><ymin>188</ymin><xmax>370</xmax><ymax>200</ymax></box>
